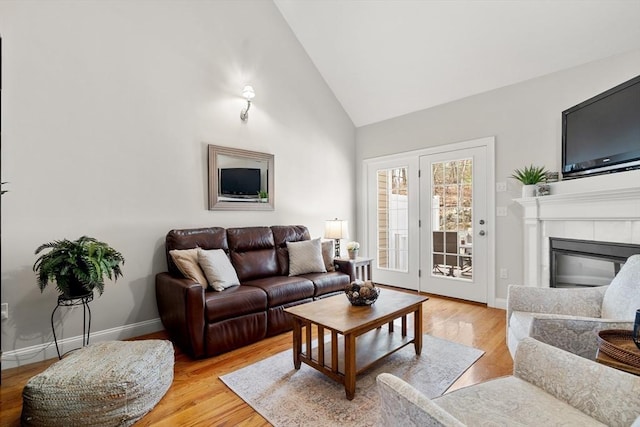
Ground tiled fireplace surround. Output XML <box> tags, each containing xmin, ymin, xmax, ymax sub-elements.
<box><xmin>515</xmin><ymin>170</ymin><xmax>640</xmax><ymax>288</ymax></box>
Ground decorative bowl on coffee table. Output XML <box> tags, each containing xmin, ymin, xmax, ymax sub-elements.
<box><xmin>345</xmin><ymin>280</ymin><xmax>380</xmax><ymax>306</ymax></box>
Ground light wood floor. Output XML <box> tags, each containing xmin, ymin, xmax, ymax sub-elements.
<box><xmin>1</xmin><ymin>293</ymin><xmax>513</xmax><ymax>426</ymax></box>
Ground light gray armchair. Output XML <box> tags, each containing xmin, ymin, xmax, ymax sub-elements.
<box><xmin>507</xmin><ymin>254</ymin><xmax>640</xmax><ymax>360</ymax></box>
<box><xmin>377</xmin><ymin>337</ymin><xmax>640</xmax><ymax>426</ymax></box>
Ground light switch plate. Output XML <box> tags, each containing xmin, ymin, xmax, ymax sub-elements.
<box><xmin>496</xmin><ymin>206</ymin><xmax>507</xmax><ymax>217</ymax></box>
<box><xmin>496</xmin><ymin>182</ymin><xmax>507</xmax><ymax>192</ymax></box>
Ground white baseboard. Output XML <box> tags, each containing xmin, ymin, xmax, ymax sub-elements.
<box><xmin>493</xmin><ymin>297</ymin><xmax>507</xmax><ymax>310</ymax></box>
<box><xmin>1</xmin><ymin>318</ymin><xmax>164</xmax><ymax>370</ymax></box>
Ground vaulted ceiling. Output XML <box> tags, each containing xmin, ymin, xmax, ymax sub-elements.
<box><xmin>275</xmin><ymin>0</ymin><xmax>640</xmax><ymax>127</ymax></box>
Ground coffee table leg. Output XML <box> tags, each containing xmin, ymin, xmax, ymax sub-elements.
<box><xmin>293</xmin><ymin>317</ymin><xmax>302</xmax><ymax>369</ymax></box>
<box><xmin>345</xmin><ymin>333</ymin><xmax>356</xmax><ymax>400</ymax></box>
<box><xmin>414</xmin><ymin>304</ymin><xmax>423</xmax><ymax>355</ymax></box>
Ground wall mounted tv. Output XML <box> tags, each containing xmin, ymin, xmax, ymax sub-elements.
<box><xmin>562</xmin><ymin>74</ymin><xmax>640</xmax><ymax>179</ymax></box>
<box><xmin>219</xmin><ymin>168</ymin><xmax>261</xmax><ymax>197</ymax></box>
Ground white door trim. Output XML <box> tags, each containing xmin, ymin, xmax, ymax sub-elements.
<box><xmin>360</xmin><ymin>136</ymin><xmax>496</xmax><ymax>307</ymax></box>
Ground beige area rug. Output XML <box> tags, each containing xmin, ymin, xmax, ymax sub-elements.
<box><xmin>220</xmin><ymin>335</ymin><xmax>484</xmax><ymax>426</ymax></box>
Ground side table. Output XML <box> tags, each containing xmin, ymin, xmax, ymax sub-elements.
<box><xmin>336</xmin><ymin>257</ymin><xmax>373</xmax><ymax>282</ymax></box>
<box><xmin>51</xmin><ymin>293</ymin><xmax>93</xmax><ymax>359</ymax></box>
<box><xmin>595</xmin><ymin>329</ymin><xmax>640</xmax><ymax>376</ymax></box>
<box><xmin>596</xmin><ymin>349</ymin><xmax>640</xmax><ymax>375</ymax></box>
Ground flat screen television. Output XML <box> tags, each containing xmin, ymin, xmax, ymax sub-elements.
<box><xmin>562</xmin><ymin>74</ymin><xmax>640</xmax><ymax>179</ymax></box>
<box><xmin>219</xmin><ymin>168</ymin><xmax>261</xmax><ymax>196</ymax></box>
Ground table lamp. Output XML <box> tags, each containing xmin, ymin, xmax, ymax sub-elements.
<box><xmin>325</xmin><ymin>218</ymin><xmax>349</xmax><ymax>258</ymax></box>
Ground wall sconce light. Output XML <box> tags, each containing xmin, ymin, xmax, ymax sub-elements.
<box><xmin>324</xmin><ymin>218</ymin><xmax>349</xmax><ymax>258</ymax></box>
<box><xmin>240</xmin><ymin>85</ymin><xmax>255</xmax><ymax>121</ymax></box>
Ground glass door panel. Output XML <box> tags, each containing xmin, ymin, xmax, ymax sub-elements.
<box><xmin>431</xmin><ymin>159</ymin><xmax>473</xmax><ymax>279</ymax></box>
<box><xmin>367</xmin><ymin>156</ymin><xmax>419</xmax><ymax>291</ymax></box>
<box><xmin>376</xmin><ymin>167</ymin><xmax>408</xmax><ymax>272</ymax></box>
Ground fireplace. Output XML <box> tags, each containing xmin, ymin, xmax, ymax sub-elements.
<box><xmin>549</xmin><ymin>238</ymin><xmax>640</xmax><ymax>288</ymax></box>
<box><xmin>515</xmin><ymin>171</ymin><xmax>640</xmax><ymax>289</ymax></box>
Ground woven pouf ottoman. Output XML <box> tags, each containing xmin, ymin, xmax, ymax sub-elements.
<box><xmin>21</xmin><ymin>339</ymin><xmax>174</xmax><ymax>427</ymax></box>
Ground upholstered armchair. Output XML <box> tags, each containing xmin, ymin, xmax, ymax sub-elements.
<box><xmin>377</xmin><ymin>337</ymin><xmax>640</xmax><ymax>426</ymax></box>
<box><xmin>507</xmin><ymin>254</ymin><xmax>640</xmax><ymax>360</ymax></box>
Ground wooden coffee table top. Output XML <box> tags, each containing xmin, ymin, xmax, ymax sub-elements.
<box><xmin>285</xmin><ymin>288</ymin><xmax>428</xmax><ymax>334</ymax></box>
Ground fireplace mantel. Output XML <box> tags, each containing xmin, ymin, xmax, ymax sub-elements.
<box><xmin>515</xmin><ymin>173</ymin><xmax>640</xmax><ymax>287</ymax></box>
<box><xmin>516</xmin><ymin>187</ymin><xmax>640</xmax><ymax>221</ymax></box>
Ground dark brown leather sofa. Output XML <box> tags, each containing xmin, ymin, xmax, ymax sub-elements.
<box><xmin>155</xmin><ymin>225</ymin><xmax>355</xmax><ymax>358</ymax></box>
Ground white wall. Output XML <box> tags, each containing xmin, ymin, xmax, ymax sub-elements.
<box><xmin>0</xmin><ymin>0</ymin><xmax>355</xmax><ymax>367</ymax></box>
<box><xmin>356</xmin><ymin>49</ymin><xmax>640</xmax><ymax>304</ymax></box>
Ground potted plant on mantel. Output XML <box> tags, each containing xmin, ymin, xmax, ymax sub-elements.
<box><xmin>511</xmin><ymin>165</ymin><xmax>548</xmax><ymax>198</ymax></box>
<box><xmin>33</xmin><ymin>236</ymin><xmax>125</xmax><ymax>299</ymax></box>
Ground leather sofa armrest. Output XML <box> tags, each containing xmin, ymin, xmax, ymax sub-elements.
<box><xmin>155</xmin><ymin>272</ymin><xmax>206</xmax><ymax>358</ymax></box>
<box><xmin>334</xmin><ymin>259</ymin><xmax>356</xmax><ymax>282</ymax></box>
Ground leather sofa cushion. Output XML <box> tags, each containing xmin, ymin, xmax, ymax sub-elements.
<box><xmin>232</xmin><ymin>249</ymin><xmax>278</xmax><ymax>282</ymax></box>
<box><xmin>228</xmin><ymin>227</ymin><xmax>279</xmax><ymax>281</ymax></box>
<box><xmin>205</xmin><ymin>286</ymin><xmax>267</xmax><ymax>323</ymax></box>
<box><xmin>301</xmin><ymin>271</ymin><xmax>350</xmax><ymax>297</ymax></box>
<box><xmin>244</xmin><ymin>276</ymin><xmax>314</xmax><ymax>307</ymax></box>
<box><xmin>227</xmin><ymin>226</ymin><xmax>274</xmax><ymax>252</ymax></box>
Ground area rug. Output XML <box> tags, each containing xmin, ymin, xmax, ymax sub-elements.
<box><xmin>220</xmin><ymin>335</ymin><xmax>484</xmax><ymax>426</ymax></box>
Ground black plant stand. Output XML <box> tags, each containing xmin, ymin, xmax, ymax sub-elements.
<box><xmin>51</xmin><ymin>293</ymin><xmax>93</xmax><ymax>359</ymax></box>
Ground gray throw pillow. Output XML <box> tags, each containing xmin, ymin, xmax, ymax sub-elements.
<box><xmin>288</xmin><ymin>238</ymin><xmax>327</xmax><ymax>276</ymax></box>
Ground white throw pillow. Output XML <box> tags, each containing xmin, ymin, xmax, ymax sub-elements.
<box><xmin>197</xmin><ymin>248</ymin><xmax>240</xmax><ymax>292</ymax></box>
<box><xmin>601</xmin><ymin>254</ymin><xmax>640</xmax><ymax>319</ymax></box>
<box><xmin>288</xmin><ymin>238</ymin><xmax>327</xmax><ymax>276</ymax></box>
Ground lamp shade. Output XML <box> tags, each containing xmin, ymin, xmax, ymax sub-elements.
<box><xmin>324</xmin><ymin>219</ymin><xmax>349</xmax><ymax>240</ymax></box>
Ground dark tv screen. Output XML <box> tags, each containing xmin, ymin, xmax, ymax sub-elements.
<box><xmin>562</xmin><ymin>74</ymin><xmax>640</xmax><ymax>179</ymax></box>
<box><xmin>220</xmin><ymin>168</ymin><xmax>260</xmax><ymax>196</ymax></box>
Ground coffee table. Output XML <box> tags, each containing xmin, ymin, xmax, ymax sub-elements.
<box><xmin>284</xmin><ymin>288</ymin><xmax>428</xmax><ymax>400</ymax></box>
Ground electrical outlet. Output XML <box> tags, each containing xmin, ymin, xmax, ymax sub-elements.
<box><xmin>496</xmin><ymin>182</ymin><xmax>507</xmax><ymax>192</ymax></box>
<box><xmin>1</xmin><ymin>303</ymin><xmax>8</xmax><ymax>320</ymax></box>
<box><xmin>496</xmin><ymin>206</ymin><xmax>507</xmax><ymax>217</ymax></box>
<box><xmin>499</xmin><ymin>268</ymin><xmax>508</xmax><ymax>279</ymax></box>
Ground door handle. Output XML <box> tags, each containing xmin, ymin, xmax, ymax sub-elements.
<box><xmin>479</xmin><ymin>230</ymin><xmax>486</xmax><ymax>236</ymax></box>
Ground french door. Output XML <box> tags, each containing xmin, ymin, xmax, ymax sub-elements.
<box><xmin>364</xmin><ymin>137</ymin><xmax>494</xmax><ymax>304</ymax></box>
<box><xmin>366</xmin><ymin>157</ymin><xmax>419</xmax><ymax>290</ymax></box>
<box><xmin>419</xmin><ymin>146</ymin><xmax>488</xmax><ymax>303</ymax></box>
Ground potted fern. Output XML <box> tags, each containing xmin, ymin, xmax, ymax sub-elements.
<box><xmin>511</xmin><ymin>165</ymin><xmax>548</xmax><ymax>198</ymax></box>
<box><xmin>33</xmin><ymin>236</ymin><xmax>125</xmax><ymax>298</ymax></box>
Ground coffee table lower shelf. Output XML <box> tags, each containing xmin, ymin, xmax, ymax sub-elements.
<box><xmin>298</xmin><ymin>326</ymin><xmax>415</xmax><ymax>386</ymax></box>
